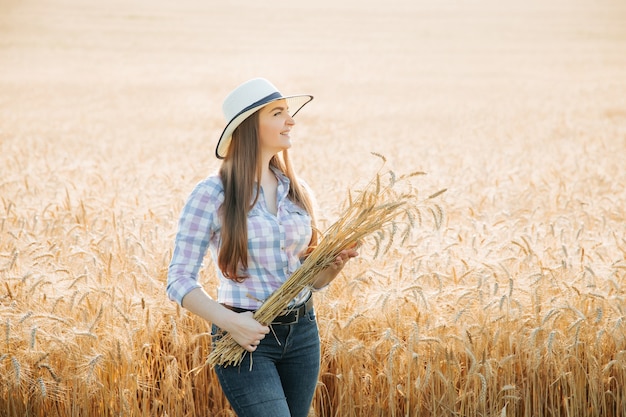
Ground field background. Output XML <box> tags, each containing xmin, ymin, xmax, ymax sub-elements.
<box><xmin>1</xmin><ymin>0</ymin><xmax>626</xmax><ymax>416</ymax></box>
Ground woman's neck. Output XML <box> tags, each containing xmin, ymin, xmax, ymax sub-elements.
<box><xmin>259</xmin><ymin>165</ymin><xmax>278</xmax><ymax>215</ymax></box>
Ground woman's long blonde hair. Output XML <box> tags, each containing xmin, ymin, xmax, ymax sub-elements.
<box><xmin>218</xmin><ymin>111</ymin><xmax>318</xmax><ymax>281</ymax></box>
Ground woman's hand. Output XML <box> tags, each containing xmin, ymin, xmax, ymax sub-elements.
<box><xmin>311</xmin><ymin>244</ymin><xmax>360</xmax><ymax>290</ymax></box>
<box><xmin>227</xmin><ymin>311</ymin><xmax>270</xmax><ymax>352</ymax></box>
<box><xmin>180</xmin><ymin>289</ymin><xmax>270</xmax><ymax>353</ymax></box>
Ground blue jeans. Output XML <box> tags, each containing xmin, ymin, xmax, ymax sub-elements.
<box><xmin>212</xmin><ymin>308</ymin><xmax>320</xmax><ymax>417</ymax></box>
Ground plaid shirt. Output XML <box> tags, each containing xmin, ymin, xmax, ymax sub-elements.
<box><xmin>166</xmin><ymin>168</ymin><xmax>313</xmax><ymax>310</ymax></box>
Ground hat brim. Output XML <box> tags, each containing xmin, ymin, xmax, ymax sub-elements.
<box><xmin>215</xmin><ymin>94</ymin><xmax>313</xmax><ymax>159</ymax></box>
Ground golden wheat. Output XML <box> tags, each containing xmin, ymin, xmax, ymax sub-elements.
<box><xmin>2</xmin><ymin>0</ymin><xmax>626</xmax><ymax>415</ymax></box>
<box><xmin>207</xmin><ymin>160</ymin><xmax>445</xmax><ymax>368</ymax></box>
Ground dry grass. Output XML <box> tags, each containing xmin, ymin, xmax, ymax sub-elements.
<box><xmin>208</xmin><ymin>159</ymin><xmax>445</xmax><ymax>367</ymax></box>
<box><xmin>1</xmin><ymin>0</ymin><xmax>626</xmax><ymax>415</ymax></box>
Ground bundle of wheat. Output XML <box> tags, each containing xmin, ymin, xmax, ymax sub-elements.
<box><xmin>206</xmin><ymin>156</ymin><xmax>445</xmax><ymax>368</ymax></box>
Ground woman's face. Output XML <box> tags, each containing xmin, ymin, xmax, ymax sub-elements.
<box><xmin>258</xmin><ymin>99</ymin><xmax>295</xmax><ymax>156</ymax></box>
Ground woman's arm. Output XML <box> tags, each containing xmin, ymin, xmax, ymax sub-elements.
<box><xmin>181</xmin><ymin>288</ymin><xmax>269</xmax><ymax>352</ymax></box>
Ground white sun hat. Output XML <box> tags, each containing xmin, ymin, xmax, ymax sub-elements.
<box><xmin>215</xmin><ymin>78</ymin><xmax>313</xmax><ymax>159</ymax></box>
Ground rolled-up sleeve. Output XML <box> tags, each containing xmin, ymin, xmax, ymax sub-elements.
<box><xmin>166</xmin><ymin>178</ymin><xmax>221</xmax><ymax>306</ymax></box>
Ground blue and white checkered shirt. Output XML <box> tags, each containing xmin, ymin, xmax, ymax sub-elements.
<box><xmin>166</xmin><ymin>168</ymin><xmax>313</xmax><ymax>310</ymax></box>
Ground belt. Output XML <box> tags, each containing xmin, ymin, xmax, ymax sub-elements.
<box><xmin>222</xmin><ymin>294</ymin><xmax>314</xmax><ymax>325</ymax></box>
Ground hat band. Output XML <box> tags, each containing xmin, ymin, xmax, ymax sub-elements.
<box><xmin>234</xmin><ymin>91</ymin><xmax>283</xmax><ymax>118</ymax></box>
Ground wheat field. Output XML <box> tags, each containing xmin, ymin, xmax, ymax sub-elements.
<box><xmin>1</xmin><ymin>0</ymin><xmax>626</xmax><ymax>416</ymax></box>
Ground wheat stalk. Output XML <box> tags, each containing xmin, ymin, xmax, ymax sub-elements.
<box><xmin>206</xmin><ymin>160</ymin><xmax>445</xmax><ymax>368</ymax></box>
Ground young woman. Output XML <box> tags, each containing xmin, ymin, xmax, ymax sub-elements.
<box><xmin>166</xmin><ymin>78</ymin><xmax>359</xmax><ymax>417</ymax></box>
